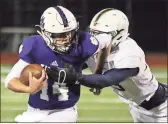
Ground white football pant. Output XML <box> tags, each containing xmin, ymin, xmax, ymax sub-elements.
<box><xmin>129</xmin><ymin>100</ymin><xmax>167</xmax><ymax>122</ymax></box>
<box><xmin>15</xmin><ymin>105</ymin><xmax>78</xmax><ymax>122</ymax></box>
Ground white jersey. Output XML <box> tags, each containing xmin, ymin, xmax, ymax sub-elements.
<box><xmin>87</xmin><ymin>37</ymin><xmax>159</xmax><ymax>105</ymax></box>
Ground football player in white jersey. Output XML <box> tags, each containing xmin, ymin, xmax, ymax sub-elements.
<box><xmin>46</xmin><ymin>8</ymin><xmax>168</xmax><ymax>122</ymax></box>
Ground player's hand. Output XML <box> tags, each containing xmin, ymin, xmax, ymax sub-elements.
<box><xmin>27</xmin><ymin>70</ymin><xmax>48</xmax><ymax>94</ymax></box>
<box><xmin>43</xmin><ymin>65</ymin><xmax>82</xmax><ymax>85</ymax></box>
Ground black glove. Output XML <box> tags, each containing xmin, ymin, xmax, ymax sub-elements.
<box><xmin>42</xmin><ymin>64</ymin><xmax>83</xmax><ymax>84</ymax></box>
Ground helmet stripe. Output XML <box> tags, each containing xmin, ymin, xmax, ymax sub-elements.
<box><xmin>55</xmin><ymin>6</ymin><xmax>69</xmax><ymax>27</ymax></box>
<box><xmin>94</xmin><ymin>8</ymin><xmax>114</xmax><ymax>26</ymax></box>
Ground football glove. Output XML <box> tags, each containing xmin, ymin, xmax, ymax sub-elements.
<box><xmin>42</xmin><ymin>64</ymin><xmax>83</xmax><ymax>85</ymax></box>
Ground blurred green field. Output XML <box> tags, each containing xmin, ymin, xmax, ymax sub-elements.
<box><xmin>1</xmin><ymin>65</ymin><xmax>167</xmax><ymax>122</ymax></box>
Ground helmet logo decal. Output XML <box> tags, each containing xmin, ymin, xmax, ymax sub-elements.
<box><xmin>55</xmin><ymin>6</ymin><xmax>69</xmax><ymax>27</ymax></box>
<box><xmin>94</xmin><ymin>8</ymin><xmax>113</xmax><ymax>26</ymax></box>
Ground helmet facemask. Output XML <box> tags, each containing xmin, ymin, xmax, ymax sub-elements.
<box><xmin>45</xmin><ymin>29</ymin><xmax>78</xmax><ymax>53</ymax></box>
<box><xmin>89</xmin><ymin>28</ymin><xmax>117</xmax><ymax>38</ymax></box>
<box><xmin>89</xmin><ymin>28</ymin><xmax>129</xmax><ymax>54</ymax></box>
<box><xmin>36</xmin><ymin>25</ymin><xmax>79</xmax><ymax>54</ymax></box>
<box><xmin>89</xmin><ymin>28</ymin><xmax>123</xmax><ymax>46</ymax></box>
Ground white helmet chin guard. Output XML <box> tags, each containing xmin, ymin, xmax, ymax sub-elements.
<box><xmin>36</xmin><ymin>6</ymin><xmax>79</xmax><ymax>54</ymax></box>
<box><xmin>89</xmin><ymin>8</ymin><xmax>129</xmax><ymax>46</ymax></box>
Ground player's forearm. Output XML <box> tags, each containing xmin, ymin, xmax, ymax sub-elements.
<box><xmin>7</xmin><ymin>78</ymin><xmax>31</xmax><ymax>93</ymax></box>
<box><xmin>79</xmin><ymin>74</ymin><xmax>121</xmax><ymax>89</ymax></box>
<box><xmin>79</xmin><ymin>68</ymin><xmax>139</xmax><ymax>89</ymax></box>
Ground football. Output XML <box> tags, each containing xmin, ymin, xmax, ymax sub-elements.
<box><xmin>19</xmin><ymin>64</ymin><xmax>44</xmax><ymax>86</ymax></box>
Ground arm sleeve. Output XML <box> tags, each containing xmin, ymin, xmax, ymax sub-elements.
<box><xmin>4</xmin><ymin>59</ymin><xmax>30</xmax><ymax>88</ymax></box>
<box><xmin>79</xmin><ymin>67</ymin><xmax>139</xmax><ymax>89</ymax></box>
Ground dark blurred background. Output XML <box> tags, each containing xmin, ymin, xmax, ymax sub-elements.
<box><xmin>0</xmin><ymin>0</ymin><xmax>168</xmax><ymax>53</ymax></box>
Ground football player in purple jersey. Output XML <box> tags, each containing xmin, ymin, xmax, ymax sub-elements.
<box><xmin>5</xmin><ymin>6</ymin><xmax>111</xmax><ymax>122</ymax></box>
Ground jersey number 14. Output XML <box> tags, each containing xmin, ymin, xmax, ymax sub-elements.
<box><xmin>40</xmin><ymin>81</ymin><xmax>69</xmax><ymax>101</ymax></box>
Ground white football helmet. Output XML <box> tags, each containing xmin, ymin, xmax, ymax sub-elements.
<box><xmin>36</xmin><ymin>6</ymin><xmax>79</xmax><ymax>53</ymax></box>
<box><xmin>89</xmin><ymin>8</ymin><xmax>129</xmax><ymax>46</ymax></box>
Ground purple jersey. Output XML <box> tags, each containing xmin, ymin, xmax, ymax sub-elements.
<box><xmin>19</xmin><ymin>32</ymin><xmax>98</xmax><ymax>110</ymax></box>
